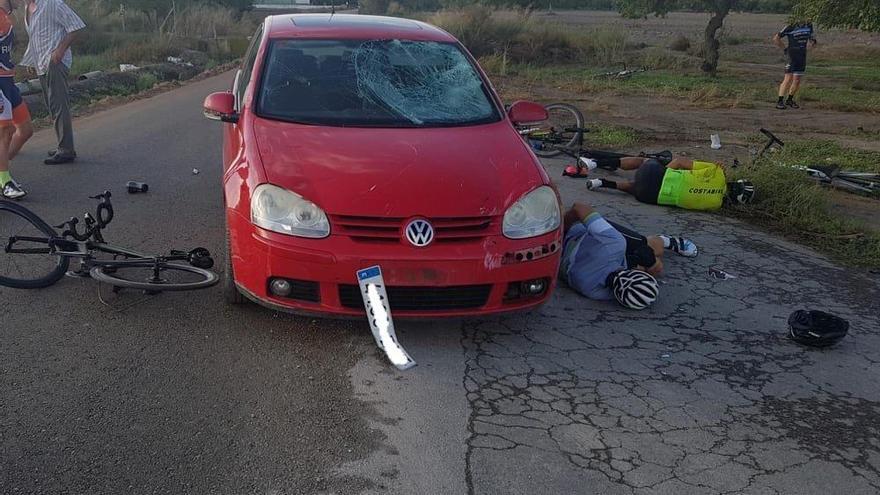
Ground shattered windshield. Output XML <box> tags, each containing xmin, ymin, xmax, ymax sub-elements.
<box><xmin>256</xmin><ymin>39</ymin><xmax>500</xmax><ymax>127</ymax></box>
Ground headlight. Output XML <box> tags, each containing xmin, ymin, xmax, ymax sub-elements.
<box><xmin>503</xmin><ymin>186</ymin><xmax>560</xmax><ymax>239</ymax></box>
<box><xmin>251</xmin><ymin>184</ymin><xmax>330</xmax><ymax>238</ymax></box>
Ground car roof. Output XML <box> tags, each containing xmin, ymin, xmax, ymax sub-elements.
<box><xmin>265</xmin><ymin>14</ymin><xmax>457</xmax><ymax>42</ymax></box>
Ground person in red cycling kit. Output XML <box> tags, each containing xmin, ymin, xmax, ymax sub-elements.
<box><xmin>0</xmin><ymin>0</ymin><xmax>34</xmax><ymax>199</ymax></box>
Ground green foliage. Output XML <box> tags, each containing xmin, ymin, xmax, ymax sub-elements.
<box><xmin>768</xmin><ymin>140</ymin><xmax>880</xmax><ymax>173</ymax></box>
<box><xmin>729</xmin><ymin>154</ymin><xmax>880</xmax><ymax>268</ymax></box>
<box><xmin>792</xmin><ymin>0</ymin><xmax>880</xmax><ymax>31</ymax></box>
<box><xmin>587</xmin><ymin>124</ymin><xmax>640</xmax><ymax>147</ymax></box>
<box><xmin>429</xmin><ymin>7</ymin><xmax>628</xmax><ymax>66</ymax></box>
<box><xmin>136</xmin><ymin>73</ymin><xmax>160</xmax><ymax>91</ymax></box>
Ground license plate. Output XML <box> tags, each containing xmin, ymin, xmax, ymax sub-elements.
<box><xmin>357</xmin><ymin>265</ymin><xmax>416</xmax><ymax>371</ymax></box>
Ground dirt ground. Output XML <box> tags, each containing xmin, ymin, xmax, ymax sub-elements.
<box><xmin>494</xmin><ymin>10</ymin><xmax>880</xmax><ymax>230</ymax></box>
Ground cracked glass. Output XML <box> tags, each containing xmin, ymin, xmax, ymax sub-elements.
<box><xmin>256</xmin><ymin>39</ymin><xmax>499</xmax><ymax>127</ymax></box>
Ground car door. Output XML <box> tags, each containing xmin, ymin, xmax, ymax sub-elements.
<box><xmin>223</xmin><ymin>23</ymin><xmax>264</xmax><ymax>171</ymax></box>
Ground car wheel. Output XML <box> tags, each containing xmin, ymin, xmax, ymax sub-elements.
<box><xmin>224</xmin><ymin>228</ymin><xmax>247</xmax><ymax>305</ymax></box>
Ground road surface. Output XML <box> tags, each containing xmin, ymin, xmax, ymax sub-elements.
<box><xmin>2</xmin><ymin>73</ymin><xmax>879</xmax><ymax>494</ymax></box>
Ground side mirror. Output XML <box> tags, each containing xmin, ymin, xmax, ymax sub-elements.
<box><xmin>203</xmin><ymin>92</ymin><xmax>238</xmax><ymax>123</ymax></box>
<box><xmin>507</xmin><ymin>100</ymin><xmax>548</xmax><ymax>125</ymax></box>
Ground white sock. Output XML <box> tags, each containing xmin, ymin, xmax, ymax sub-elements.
<box><xmin>659</xmin><ymin>235</ymin><xmax>671</xmax><ymax>248</ymax></box>
<box><xmin>579</xmin><ymin>157</ymin><xmax>598</xmax><ymax>171</ymax></box>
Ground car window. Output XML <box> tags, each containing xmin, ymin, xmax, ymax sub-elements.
<box><xmin>255</xmin><ymin>39</ymin><xmax>500</xmax><ymax>128</ymax></box>
<box><xmin>235</xmin><ymin>24</ymin><xmax>264</xmax><ymax>110</ymax></box>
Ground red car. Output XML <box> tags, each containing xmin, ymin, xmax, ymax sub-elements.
<box><xmin>203</xmin><ymin>14</ymin><xmax>562</xmax><ymax>317</ymax></box>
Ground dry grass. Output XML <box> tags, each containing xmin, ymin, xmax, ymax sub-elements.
<box><xmin>429</xmin><ymin>7</ymin><xmax>628</xmax><ymax>66</ymax></box>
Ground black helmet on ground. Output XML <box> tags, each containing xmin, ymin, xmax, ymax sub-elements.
<box><xmin>788</xmin><ymin>310</ymin><xmax>849</xmax><ymax>347</ymax></box>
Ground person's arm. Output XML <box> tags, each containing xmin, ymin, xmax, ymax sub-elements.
<box><xmin>772</xmin><ymin>33</ymin><xmax>785</xmax><ymax>49</ymax></box>
<box><xmin>665</xmin><ymin>158</ymin><xmax>694</xmax><ymax>170</ymax></box>
<box><xmin>50</xmin><ymin>31</ymin><xmax>77</xmax><ymax>64</ymax></box>
<box><xmin>49</xmin><ymin>0</ymin><xmax>85</xmax><ymax>65</ymax></box>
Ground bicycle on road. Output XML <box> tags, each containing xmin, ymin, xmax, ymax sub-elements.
<box><xmin>516</xmin><ymin>102</ymin><xmax>585</xmax><ymax>158</ymax></box>
<box><xmin>0</xmin><ymin>191</ymin><xmax>219</xmax><ymax>292</ymax></box>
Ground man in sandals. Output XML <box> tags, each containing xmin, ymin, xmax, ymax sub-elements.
<box><xmin>561</xmin><ymin>202</ymin><xmax>697</xmax><ymax>299</ymax></box>
<box><xmin>573</xmin><ymin>155</ymin><xmax>756</xmax><ymax>210</ymax></box>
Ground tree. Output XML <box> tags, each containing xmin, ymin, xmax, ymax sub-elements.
<box><xmin>616</xmin><ymin>0</ymin><xmax>736</xmax><ymax>75</ymax></box>
<box><xmin>791</xmin><ymin>0</ymin><xmax>880</xmax><ymax>31</ymax></box>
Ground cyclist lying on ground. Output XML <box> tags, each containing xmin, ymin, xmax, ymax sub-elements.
<box><xmin>568</xmin><ymin>156</ymin><xmax>755</xmax><ymax>210</ymax></box>
<box><xmin>560</xmin><ymin>202</ymin><xmax>698</xmax><ymax>310</ymax></box>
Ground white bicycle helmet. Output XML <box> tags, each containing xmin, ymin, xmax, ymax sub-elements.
<box><xmin>609</xmin><ymin>269</ymin><xmax>659</xmax><ymax>310</ymax></box>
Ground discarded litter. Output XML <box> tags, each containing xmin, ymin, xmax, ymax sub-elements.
<box><xmin>126</xmin><ymin>181</ymin><xmax>149</xmax><ymax>193</ymax></box>
<box><xmin>661</xmin><ymin>354</ymin><xmax>670</xmax><ymax>358</ymax></box>
<box><xmin>710</xmin><ymin>134</ymin><xmax>722</xmax><ymax>150</ymax></box>
<box><xmin>119</xmin><ymin>64</ymin><xmax>139</xmax><ymax>72</ymax></box>
<box><xmin>166</xmin><ymin>56</ymin><xmax>194</xmax><ymax>67</ymax></box>
<box><xmin>192</xmin><ymin>168</ymin><xmax>200</xmax><ymax>175</ymax></box>
<box><xmin>709</xmin><ymin>267</ymin><xmax>737</xmax><ymax>280</ymax></box>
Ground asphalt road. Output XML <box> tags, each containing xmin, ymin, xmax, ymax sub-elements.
<box><xmin>2</xmin><ymin>73</ymin><xmax>880</xmax><ymax>494</ymax></box>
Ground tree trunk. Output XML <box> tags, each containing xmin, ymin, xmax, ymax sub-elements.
<box><xmin>701</xmin><ymin>0</ymin><xmax>732</xmax><ymax>75</ymax></box>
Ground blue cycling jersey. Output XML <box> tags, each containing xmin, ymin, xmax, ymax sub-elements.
<box><xmin>779</xmin><ymin>23</ymin><xmax>815</xmax><ymax>53</ymax></box>
<box><xmin>0</xmin><ymin>8</ymin><xmax>14</xmax><ymax>77</ymax></box>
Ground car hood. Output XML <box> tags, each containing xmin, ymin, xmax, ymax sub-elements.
<box><xmin>252</xmin><ymin>118</ymin><xmax>548</xmax><ymax>218</ymax></box>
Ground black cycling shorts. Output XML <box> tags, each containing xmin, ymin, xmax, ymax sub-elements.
<box><xmin>607</xmin><ymin>220</ymin><xmax>657</xmax><ymax>271</ymax></box>
<box><xmin>785</xmin><ymin>49</ymin><xmax>807</xmax><ymax>74</ymax></box>
<box><xmin>633</xmin><ymin>159</ymin><xmax>665</xmax><ymax>205</ymax></box>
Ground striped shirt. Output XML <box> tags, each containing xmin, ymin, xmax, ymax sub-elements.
<box><xmin>20</xmin><ymin>0</ymin><xmax>85</xmax><ymax>75</ymax></box>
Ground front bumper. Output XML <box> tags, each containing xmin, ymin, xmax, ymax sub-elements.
<box><xmin>229</xmin><ymin>212</ymin><xmax>561</xmax><ymax>318</ymax></box>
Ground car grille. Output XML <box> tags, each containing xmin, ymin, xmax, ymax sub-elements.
<box><xmin>331</xmin><ymin>215</ymin><xmax>493</xmax><ymax>242</ymax></box>
<box><xmin>338</xmin><ymin>284</ymin><xmax>492</xmax><ymax>311</ymax></box>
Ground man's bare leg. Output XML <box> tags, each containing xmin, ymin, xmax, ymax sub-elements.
<box><xmin>8</xmin><ymin>120</ymin><xmax>33</xmax><ymax>161</ymax></box>
<box><xmin>0</xmin><ymin>125</ymin><xmax>23</xmax><ymax>197</ymax></box>
<box><xmin>777</xmin><ymin>73</ymin><xmax>792</xmax><ymax>108</ymax></box>
<box><xmin>618</xmin><ymin>157</ymin><xmax>649</xmax><ymax>170</ymax></box>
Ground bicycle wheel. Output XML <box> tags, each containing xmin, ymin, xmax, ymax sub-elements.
<box><xmin>531</xmin><ymin>103</ymin><xmax>585</xmax><ymax>158</ymax></box>
<box><xmin>90</xmin><ymin>262</ymin><xmax>219</xmax><ymax>292</ymax></box>
<box><xmin>0</xmin><ymin>200</ymin><xmax>70</xmax><ymax>289</ymax></box>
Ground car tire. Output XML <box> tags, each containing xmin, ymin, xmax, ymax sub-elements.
<box><xmin>224</xmin><ymin>227</ymin><xmax>247</xmax><ymax>305</ymax></box>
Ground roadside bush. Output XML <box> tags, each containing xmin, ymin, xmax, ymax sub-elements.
<box><xmin>136</xmin><ymin>73</ymin><xmax>159</xmax><ymax>91</ymax></box>
<box><xmin>727</xmin><ymin>139</ymin><xmax>880</xmax><ymax>268</ymax></box>
<box><xmin>429</xmin><ymin>7</ymin><xmax>629</xmax><ymax>66</ymax></box>
<box><xmin>668</xmin><ymin>34</ymin><xmax>690</xmax><ymax>52</ymax></box>
<box><xmin>360</xmin><ymin>0</ymin><xmax>391</xmax><ymax>14</ymax></box>
<box><xmin>640</xmin><ymin>46</ymin><xmax>695</xmax><ymax>70</ymax></box>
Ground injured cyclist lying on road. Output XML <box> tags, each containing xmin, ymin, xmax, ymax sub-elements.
<box><xmin>559</xmin><ymin>202</ymin><xmax>698</xmax><ymax>310</ymax></box>
<box><xmin>564</xmin><ymin>156</ymin><xmax>755</xmax><ymax>211</ymax></box>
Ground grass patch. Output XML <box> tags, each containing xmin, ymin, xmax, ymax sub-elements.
<box><xmin>136</xmin><ymin>73</ymin><xmax>159</xmax><ymax>92</ymax></box>
<box><xmin>428</xmin><ymin>7</ymin><xmax>628</xmax><ymax>66</ymax></box>
<box><xmin>728</xmin><ymin>163</ymin><xmax>880</xmax><ymax>268</ymax></box>
<box><xmin>764</xmin><ymin>139</ymin><xmax>880</xmax><ymax>173</ymax></box>
<box><xmin>587</xmin><ymin>123</ymin><xmax>640</xmax><ymax>148</ymax></box>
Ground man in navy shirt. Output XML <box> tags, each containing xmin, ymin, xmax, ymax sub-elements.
<box><xmin>773</xmin><ymin>21</ymin><xmax>817</xmax><ymax>109</ymax></box>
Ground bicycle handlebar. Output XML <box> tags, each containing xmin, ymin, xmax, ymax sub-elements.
<box><xmin>760</xmin><ymin>128</ymin><xmax>784</xmax><ymax>147</ymax></box>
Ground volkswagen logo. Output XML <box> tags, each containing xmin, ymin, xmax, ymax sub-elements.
<box><xmin>404</xmin><ymin>219</ymin><xmax>434</xmax><ymax>247</ymax></box>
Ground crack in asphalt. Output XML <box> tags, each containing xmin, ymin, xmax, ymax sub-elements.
<box><xmin>458</xmin><ymin>194</ymin><xmax>880</xmax><ymax>494</ymax></box>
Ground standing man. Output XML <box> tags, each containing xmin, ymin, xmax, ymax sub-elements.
<box><xmin>20</xmin><ymin>0</ymin><xmax>84</xmax><ymax>164</ymax></box>
<box><xmin>773</xmin><ymin>20</ymin><xmax>817</xmax><ymax>110</ymax></box>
